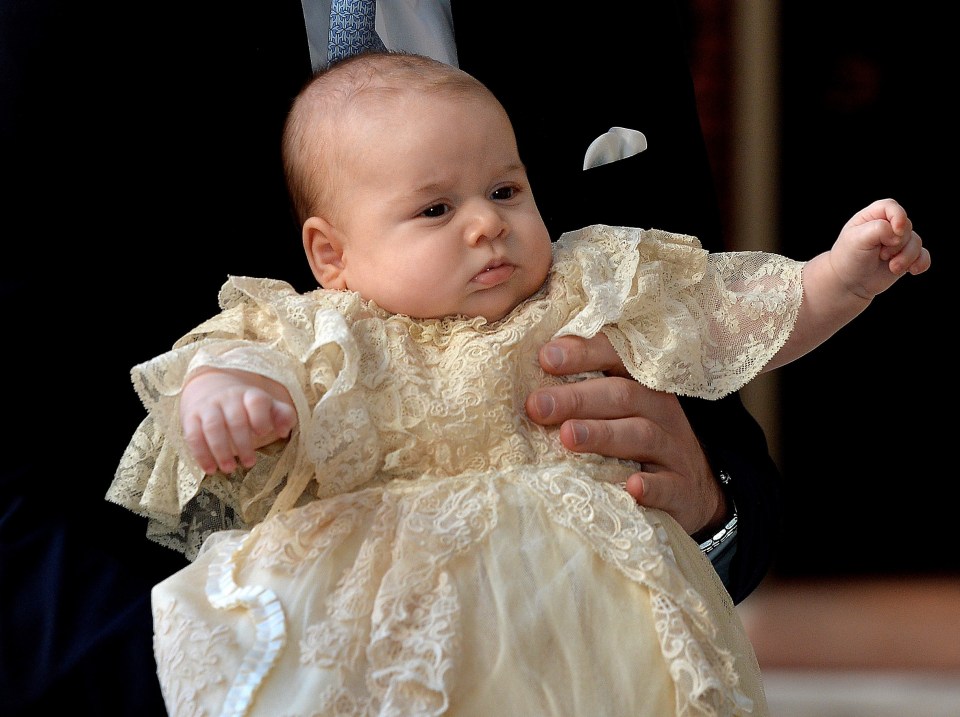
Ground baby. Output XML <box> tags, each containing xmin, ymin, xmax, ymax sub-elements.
<box><xmin>108</xmin><ymin>52</ymin><xmax>928</xmax><ymax>717</ymax></box>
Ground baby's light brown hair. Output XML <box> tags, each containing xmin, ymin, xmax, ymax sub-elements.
<box><xmin>282</xmin><ymin>51</ymin><xmax>499</xmax><ymax>228</ymax></box>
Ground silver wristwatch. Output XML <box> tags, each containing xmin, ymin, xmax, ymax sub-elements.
<box><xmin>698</xmin><ymin>470</ymin><xmax>738</xmax><ymax>555</ymax></box>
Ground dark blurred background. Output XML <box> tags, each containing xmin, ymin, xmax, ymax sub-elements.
<box><xmin>3</xmin><ymin>3</ymin><xmax>956</xmax><ymax>713</ymax></box>
<box><xmin>3</xmin><ymin>3</ymin><xmax>953</xmax><ymax>715</ymax></box>
<box><xmin>685</xmin><ymin>0</ymin><xmax>954</xmax><ymax>580</ymax></box>
<box><xmin>4</xmin><ymin>0</ymin><xmax>949</xmax><ymax>583</ymax></box>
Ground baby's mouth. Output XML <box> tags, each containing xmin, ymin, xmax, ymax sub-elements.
<box><xmin>472</xmin><ymin>260</ymin><xmax>515</xmax><ymax>286</ymax></box>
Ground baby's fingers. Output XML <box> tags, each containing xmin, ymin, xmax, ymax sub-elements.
<box><xmin>878</xmin><ymin>215</ymin><xmax>913</xmax><ymax>261</ymax></box>
<box><xmin>223</xmin><ymin>397</ymin><xmax>257</xmax><ymax>469</ymax></box>
<box><xmin>182</xmin><ymin>408</ymin><xmax>235</xmax><ymax>475</ymax></box>
<box><xmin>272</xmin><ymin>401</ymin><xmax>297</xmax><ymax>438</ymax></box>
<box><xmin>244</xmin><ymin>390</ymin><xmax>280</xmax><ymax>438</ymax></box>
<box><xmin>849</xmin><ymin>198</ymin><xmax>907</xmax><ymax>233</ymax></box>
<box><xmin>889</xmin><ymin>231</ymin><xmax>931</xmax><ymax>276</ymax></box>
<box><xmin>244</xmin><ymin>391</ymin><xmax>296</xmax><ymax>446</ymax></box>
<box><xmin>879</xmin><ymin>220</ymin><xmax>930</xmax><ymax>276</ymax></box>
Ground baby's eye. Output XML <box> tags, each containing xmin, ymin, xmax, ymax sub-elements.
<box><xmin>491</xmin><ymin>186</ymin><xmax>516</xmax><ymax>201</ymax></box>
<box><xmin>421</xmin><ymin>203</ymin><xmax>450</xmax><ymax>218</ymax></box>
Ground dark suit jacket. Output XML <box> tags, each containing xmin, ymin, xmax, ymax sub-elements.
<box><xmin>451</xmin><ymin>3</ymin><xmax>781</xmax><ymax>611</ymax></box>
<box><xmin>1</xmin><ymin>1</ymin><xmax>780</xmax><ymax>714</ymax></box>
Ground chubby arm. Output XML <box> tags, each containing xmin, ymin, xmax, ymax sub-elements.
<box><xmin>765</xmin><ymin>198</ymin><xmax>930</xmax><ymax>372</ymax></box>
<box><xmin>180</xmin><ymin>368</ymin><xmax>298</xmax><ymax>475</ymax></box>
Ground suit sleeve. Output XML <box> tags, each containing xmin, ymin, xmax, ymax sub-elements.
<box><xmin>680</xmin><ymin>392</ymin><xmax>783</xmax><ymax>603</ymax></box>
<box><xmin>455</xmin><ymin>0</ymin><xmax>783</xmax><ymax>603</ymax></box>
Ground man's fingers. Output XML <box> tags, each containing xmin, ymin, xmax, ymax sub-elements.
<box><xmin>538</xmin><ymin>334</ymin><xmax>629</xmax><ymax>377</ymax></box>
<box><xmin>527</xmin><ymin>375</ymin><xmax>670</xmax><ymax>425</ymax></box>
<box><xmin>557</xmin><ymin>416</ymin><xmax>657</xmax><ymax>461</ymax></box>
<box><xmin>625</xmin><ymin>469</ymin><xmax>705</xmax><ymax>534</ymax></box>
<box><xmin>529</xmin><ymin>333</ymin><xmax>723</xmax><ymax>536</ymax></box>
<box><xmin>624</xmin><ymin>473</ymin><xmax>645</xmax><ymax>503</ymax></box>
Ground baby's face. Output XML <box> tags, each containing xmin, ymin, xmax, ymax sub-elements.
<box><xmin>327</xmin><ymin>92</ymin><xmax>553</xmax><ymax>322</ymax></box>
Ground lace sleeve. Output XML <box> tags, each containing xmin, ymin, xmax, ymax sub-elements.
<box><xmin>105</xmin><ymin>277</ymin><xmax>380</xmax><ymax>559</ymax></box>
<box><xmin>603</xmin><ymin>248</ymin><xmax>803</xmax><ymax>399</ymax></box>
<box><xmin>105</xmin><ymin>337</ymin><xmax>291</xmax><ymax>559</ymax></box>
<box><xmin>105</xmin><ymin>334</ymin><xmax>311</xmax><ymax>560</ymax></box>
<box><xmin>552</xmin><ymin>226</ymin><xmax>804</xmax><ymax>400</ymax></box>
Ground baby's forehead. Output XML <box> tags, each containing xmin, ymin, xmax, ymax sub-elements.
<box><xmin>357</xmin><ymin>78</ymin><xmax>487</xmax><ymax>107</ymax></box>
<box><xmin>338</xmin><ymin>85</ymin><xmax>493</xmax><ymax>132</ymax></box>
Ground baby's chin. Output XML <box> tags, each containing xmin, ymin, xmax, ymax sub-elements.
<box><xmin>410</xmin><ymin>302</ymin><xmax>516</xmax><ymax>324</ymax></box>
<box><xmin>463</xmin><ymin>299</ymin><xmax>523</xmax><ymax>324</ymax></box>
<box><xmin>401</xmin><ymin>286</ymin><xmax>529</xmax><ymax>323</ymax></box>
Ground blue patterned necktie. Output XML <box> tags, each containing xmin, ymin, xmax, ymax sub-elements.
<box><xmin>328</xmin><ymin>0</ymin><xmax>387</xmax><ymax>64</ymax></box>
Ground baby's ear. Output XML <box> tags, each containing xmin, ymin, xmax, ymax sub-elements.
<box><xmin>303</xmin><ymin>216</ymin><xmax>347</xmax><ymax>289</ymax></box>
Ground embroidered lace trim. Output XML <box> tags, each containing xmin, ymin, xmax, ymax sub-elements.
<box><xmin>114</xmin><ymin>226</ymin><xmax>797</xmax><ymax>715</ymax></box>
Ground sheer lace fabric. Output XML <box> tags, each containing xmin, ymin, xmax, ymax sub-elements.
<box><xmin>108</xmin><ymin>226</ymin><xmax>801</xmax><ymax>716</ymax></box>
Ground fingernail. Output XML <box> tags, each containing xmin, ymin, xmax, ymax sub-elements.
<box><xmin>543</xmin><ymin>345</ymin><xmax>564</xmax><ymax>370</ymax></box>
<box><xmin>535</xmin><ymin>393</ymin><xmax>555</xmax><ymax>418</ymax></box>
<box><xmin>570</xmin><ymin>422</ymin><xmax>588</xmax><ymax>446</ymax></box>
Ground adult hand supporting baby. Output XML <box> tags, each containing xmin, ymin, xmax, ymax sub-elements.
<box><xmin>525</xmin><ymin>334</ymin><xmax>725</xmax><ymax>535</ymax></box>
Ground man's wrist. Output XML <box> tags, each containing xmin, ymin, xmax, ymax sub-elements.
<box><xmin>698</xmin><ymin>506</ymin><xmax>738</xmax><ymax>555</ymax></box>
<box><xmin>696</xmin><ymin>469</ymin><xmax>737</xmax><ymax>555</ymax></box>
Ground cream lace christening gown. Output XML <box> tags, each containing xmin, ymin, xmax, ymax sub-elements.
<box><xmin>107</xmin><ymin>225</ymin><xmax>802</xmax><ymax>717</ymax></box>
